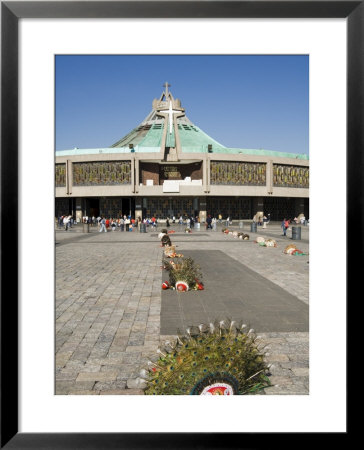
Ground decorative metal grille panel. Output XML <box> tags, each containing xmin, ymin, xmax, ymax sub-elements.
<box><xmin>273</xmin><ymin>164</ymin><xmax>309</xmax><ymax>188</ymax></box>
<box><xmin>210</xmin><ymin>161</ymin><xmax>266</xmax><ymax>185</ymax></box>
<box><xmin>55</xmin><ymin>163</ymin><xmax>66</xmax><ymax>187</ymax></box>
<box><xmin>99</xmin><ymin>198</ymin><xmax>124</xmax><ymax>217</ymax></box>
<box><xmin>263</xmin><ymin>197</ymin><xmax>296</xmax><ymax>221</ymax></box>
<box><xmin>206</xmin><ymin>197</ymin><xmax>252</xmax><ymax>219</ymax></box>
<box><xmin>144</xmin><ymin>197</ymin><xmax>195</xmax><ymax>219</ymax></box>
<box><xmin>55</xmin><ymin>198</ymin><xmax>70</xmax><ymax>216</ymax></box>
<box><xmin>72</xmin><ymin>161</ymin><xmax>131</xmax><ymax>186</ymax></box>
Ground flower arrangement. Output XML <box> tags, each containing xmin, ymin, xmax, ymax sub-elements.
<box><xmin>284</xmin><ymin>244</ymin><xmax>307</xmax><ymax>255</ymax></box>
<box><xmin>284</xmin><ymin>244</ymin><xmax>297</xmax><ymax>254</ymax></box>
<box><xmin>163</xmin><ymin>245</ymin><xmax>176</xmax><ymax>256</ymax></box>
<box><xmin>165</xmin><ymin>252</ymin><xmax>184</xmax><ymax>258</ymax></box>
<box><xmin>163</xmin><ymin>257</ymin><xmax>203</xmax><ymax>292</ymax></box>
<box><xmin>254</xmin><ymin>237</ymin><xmax>277</xmax><ymax>247</ymax></box>
<box><xmin>265</xmin><ymin>239</ymin><xmax>277</xmax><ymax>247</ymax></box>
<box><xmin>142</xmin><ymin>320</ymin><xmax>271</xmax><ymax>395</ymax></box>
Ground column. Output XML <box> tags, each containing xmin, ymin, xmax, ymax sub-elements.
<box><xmin>266</xmin><ymin>160</ymin><xmax>273</xmax><ymax>195</ymax></box>
<box><xmin>207</xmin><ymin>157</ymin><xmax>211</xmax><ymax>193</ymax></box>
<box><xmin>131</xmin><ymin>157</ymin><xmax>135</xmax><ymax>193</ymax></box>
<box><xmin>203</xmin><ymin>157</ymin><xmax>208</xmax><ymax>192</ymax></box>
<box><xmin>66</xmin><ymin>159</ymin><xmax>73</xmax><ymax>195</ymax></box>
<box><xmin>199</xmin><ymin>196</ymin><xmax>207</xmax><ymax>223</ymax></box>
<box><xmin>75</xmin><ymin>198</ymin><xmax>82</xmax><ymax>223</ymax></box>
<box><xmin>135</xmin><ymin>157</ymin><xmax>140</xmax><ymax>193</ymax></box>
<box><xmin>134</xmin><ymin>198</ymin><xmax>143</xmax><ymax>221</ymax></box>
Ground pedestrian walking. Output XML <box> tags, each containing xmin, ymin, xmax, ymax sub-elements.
<box><xmin>206</xmin><ymin>215</ymin><xmax>212</xmax><ymax>229</ymax></box>
<box><xmin>212</xmin><ymin>217</ymin><xmax>217</xmax><ymax>231</ymax></box>
<box><xmin>99</xmin><ymin>216</ymin><xmax>107</xmax><ymax>232</ymax></box>
<box><xmin>125</xmin><ymin>216</ymin><xmax>131</xmax><ymax>231</ymax></box>
<box><xmin>119</xmin><ymin>216</ymin><xmax>125</xmax><ymax>231</ymax></box>
<box><xmin>63</xmin><ymin>215</ymin><xmax>70</xmax><ymax>231</ymax></box>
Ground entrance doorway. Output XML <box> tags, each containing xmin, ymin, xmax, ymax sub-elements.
<box><xmin>121</xmin><ymin>198</ymin><xmax>132</xmax><ymax>217</ymax></box>
<box><xmin>87</xmin><ymin>198</ymin><xmax>100</xmax><ymax>217</ymax></box>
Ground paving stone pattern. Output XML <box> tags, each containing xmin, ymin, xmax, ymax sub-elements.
<box><xmin>56</xmin><ymin>223</ymin><xmax>309</xmax><ymax>395</ymax></box>
<box><xmin>161</xmin><ymin>249</ymin><xmax>308</xmax><ymax>334</ymax></box>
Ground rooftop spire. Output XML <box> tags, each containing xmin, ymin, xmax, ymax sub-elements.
<box><xmin>163</xmin><ymin>81</ymin><xmax>171</xmax><ymax>98</ymax></box>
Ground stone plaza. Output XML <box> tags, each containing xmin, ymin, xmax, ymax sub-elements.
<box><xmin>55</xmin><ymin>221</ymin><xmax>309</xmax><ymax>395</ymax></box>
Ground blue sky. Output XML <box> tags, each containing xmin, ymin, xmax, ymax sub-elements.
<box><xmin>56</xmin><ymin>55</ymin><xmax>308</xmax><ymax>155</ymax></box>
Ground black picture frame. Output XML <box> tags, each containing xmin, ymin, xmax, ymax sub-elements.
<box><xmin>1</xmin><ymin>1</ymin><xmax>356</xmax><ymax>448</ymax></box>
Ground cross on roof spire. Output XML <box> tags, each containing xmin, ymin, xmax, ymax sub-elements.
<box><xmin>159</xmin><ymin>100</ymin><xmax>181</xmax><ymax>135</ymax></box>
<box><xmin>163</xmin><ymin>82</ymin><xmax>171</xmax><ymax>98</ymax></box>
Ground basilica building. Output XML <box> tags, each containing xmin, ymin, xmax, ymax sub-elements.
<box><xmin>55</xmin><ymin>83</ymin><xmax>309</xmax><ymax>222</ymax></box>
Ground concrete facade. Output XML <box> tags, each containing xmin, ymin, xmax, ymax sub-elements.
<box><xmin>55</xmin><ymin>85</ymin><xmax>309</xmax><ymax>221</ymax></box>
<box><xmin>55</xmin><ymin>152</ymin><xmax>309</xmax><ymax>220</ymax></box>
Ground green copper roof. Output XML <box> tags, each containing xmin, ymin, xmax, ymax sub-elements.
<box><xmin>110</xmin><ymin>123</ymin><xmax>155</xmax><ymax>148</ymax></box>
<box><xmin>178</xmin><ymin>124</ymin><xmax>225</xmax><ymax>150</ymax></box>
<box><xmin>56</xmin><ymin>146</ymin><xmax>308</xmax><ymax>159</ymax></box>
<box><xmin>165</xmin><ymin>125</ymin><xmax>176</xmax><ymax>148</ymax></box>
<box><xmin>211</xmin><ymin>148</ymin><xmax>309</xmax><ymax>160</ymax></box>
<box><xmin>56</xmin><ymin>85</ymin><xmax>309</xmax><ymax>161</ymax></box>
<box><xmin>138</xmin><ymin>124</ymin><xmax>164</xmax><ymax>148</ymax></box>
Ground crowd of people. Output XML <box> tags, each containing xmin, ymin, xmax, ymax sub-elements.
<box><xmin>57</xmin><ymin>212</ymin><xmax>308</xmax><ymax>234</ymax></box>
<box><xmin>57</xmin><ymin>214</ymin><xmax>160</xmax><ymax>232</ymax></box>
<box><xmin>57</xmin><ymin>215</ymin><xmax>74</xmax><ymax>231</ymax></box>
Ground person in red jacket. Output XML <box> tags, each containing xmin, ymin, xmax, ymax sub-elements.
<box><xmin>281</xmin><ymin>218</ymin><xmax>290</xmax><ymax>236</ymax></box>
